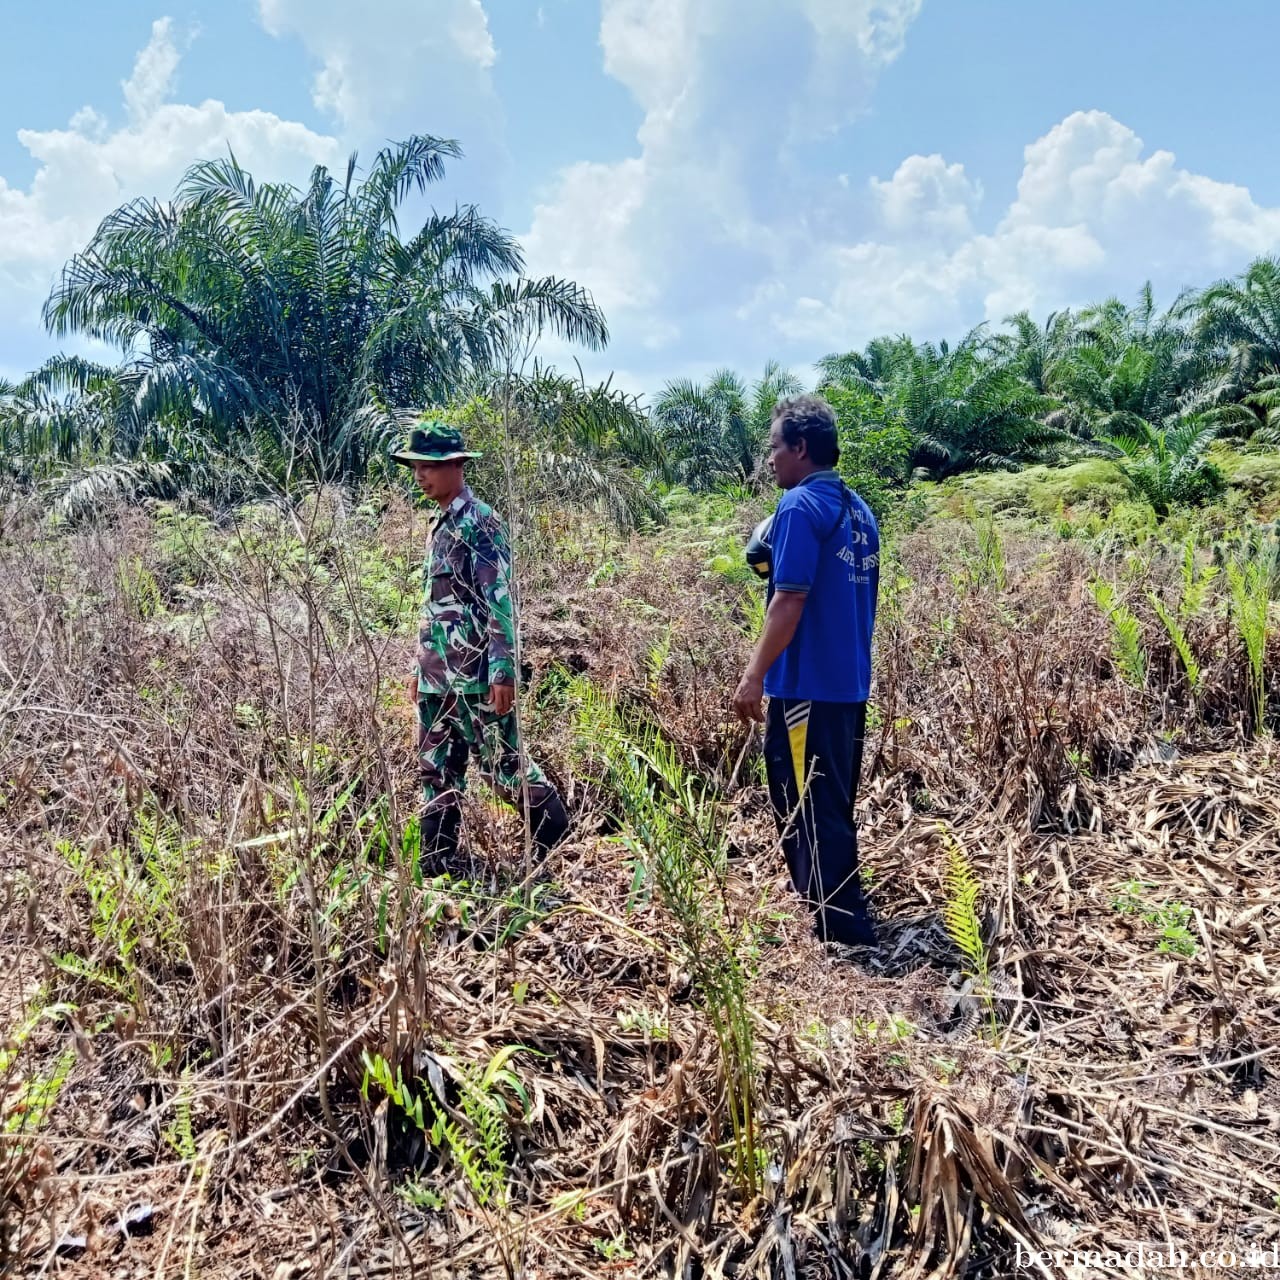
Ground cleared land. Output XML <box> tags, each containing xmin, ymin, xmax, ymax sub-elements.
<box><xmin>1</xmin><ymin>490</ymin><xmax>1278</xmax><ymax>1278</ymax></box>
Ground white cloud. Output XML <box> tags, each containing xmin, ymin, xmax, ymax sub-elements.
<box><xmin>870</xmin><ymin>154</ymin><xmax>982</xmax><ymax>244</ymax></box>
<box><xmin>1003</xmin><ymin>110</ymin><xmax>1280</xmax><ymax>271</ymax></box>
<box><xmin>1</xmin><ymin>105</ymin><xmax>338</xmax><ymax>281</ymax></box>
<box><xmin>794</xmin><ymin>0</ymin><xmax>923</xmax><ymax>140</ymax></box>
<box><xmin>0</xmin><ymin>19</ymin><xmax>341</xmax><ymax>373</ymax></box>
<box><xmin>527</xmin><ymin>27</ymin><xmax>1280</xmax><ymax>394</ymax></box>
<box><xmin>597</xmin><ymin>0</ymin><xmax>921</xmax><ymax>153</ymax></box>
<box><xmin>121</xmin><ymin>17</ymin><xmax>185</xmax><ymax>123</ymax></box>
<box><xmin>257</xmin><ymin>0</ymin><xmax>496</xmax><ymax>132</ymax></box>
<box><xmin>524</xmin><ymin>0</ymin><xmax>924</xmax><ymax>369</ymax></box>
<box><xmin>252</xmin><ymin>0</ymin><xmax>505</xmax><ymax>217</ymax></box>
<box><xmin>597</xmin><ymin>0</ymin><xmax>697</xmax><ymax>125</ymax></box>
<box><xmin>527</xmin><ymin>159</ymin><xmax>653</xmax><ymax>315</ymax></box>
<box><xmin>795</xmin><ymin>111</ymin><xmax>1280</xmax><ymax>341</ymax></box>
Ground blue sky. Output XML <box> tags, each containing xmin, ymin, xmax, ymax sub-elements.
<box><xmin>3</xmin><ymin>1</ymin><xmax>1280</xmax><ymax>399</ymax></box>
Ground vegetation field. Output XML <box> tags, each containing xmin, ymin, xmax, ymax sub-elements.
<box><xmin>1</xmin><ymin>480</ymin><xmax>1278</xmax><ymax>1277</ymax></box>
<box><xmin>2</xmin><ymin>137</ymin><xmax>1280</xmax><ymax>1277</ymax></box>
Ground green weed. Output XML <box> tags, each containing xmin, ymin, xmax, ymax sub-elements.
<box><xmin>941</xmin><ymin>830</ymin><xmax>997</xmax><ymax>1035</ymax></box>
<box><xmin>397</xmin><ymin>1178</ymin><xmax>446</xmax><ymax>1212</ymax></box>
<box><xmin>739</xmin><ymin>586</ymin><xmax>766</xmax><ymax>640</ymax></box>
<box><xmin>1149</xmin><ymin>595</ymin><xmax>1202</xmax><ymax>694</ymax></box>
<box><xmin>570</xmin><ymin>677</ymin><xmax>761</xmax><ymax>1196</ymax></box>
<box><xmin>616</xmin><ymin>1004</ymin><xmax>669</xmax><ymax>1040</ymax></box>
<box><xmin>1111</xmin><ymin>881</ymin><xmax>1198</xmax><ymax>957</ymax></box>
<box><xmin>1226</xmin><ymin>540</ymin><xmax>1276</xmax><ymax>735</ymax></box>
<box><xmin>1089</xmin><ymin>578</ymin><xmax>1148</xmax><ymax>688</ymax></box>
<box><xmin>594</xmin><ymin>1234</ymin><xmax>635</xmax><ymax>1262</ymax></box>
<box><xmin>163</xmin><ymin>1070</ymin><xmax>198</xmax><ymax>1161</ymax></box>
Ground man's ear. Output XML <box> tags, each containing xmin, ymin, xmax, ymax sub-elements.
<box><xmin>792</xmin><ymin>436</ymin><xmax>809</xmax><ymax>459</ymax></box>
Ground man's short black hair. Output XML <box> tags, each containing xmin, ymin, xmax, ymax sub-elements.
<box><xmin>771</xmin><ymin>394</ymin><xmax>840</xmax><ymax>467</ymax></box>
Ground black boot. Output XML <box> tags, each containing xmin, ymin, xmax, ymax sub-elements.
<box><xmin>525</xmin><ymin>788</ymin><xmax>570</xmax><ymax>863</ymax></box>
<box><xmin>419</xmin><ymin>804</ymin><xmax>465</xmax><ymax>879</ymax></box>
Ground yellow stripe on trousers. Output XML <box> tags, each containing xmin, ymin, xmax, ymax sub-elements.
<box><xmin>788</xmin><ymin>716</ymin><xmax>808</xmax><ymax>795</ymax></box>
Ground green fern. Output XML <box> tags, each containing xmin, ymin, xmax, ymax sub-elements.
<box><xmin>2</xmin><ymin>1020</ymin><xmax>75</xmax><ymax>1140</ymax></box>
<box><xmin>163</xmin><ymin>1071</ymin><xmax>197</xmax><ymax>1161</ymax></box>
<box><xmin>941</xmin><ymin>832</ymin><xmax>998</xmax><ymax>1038</ymax></box>
<box><xmin>975</xmin><ymin>507</ymin><xmax>1007</xmax><ymax>591</ymax></box>
<box><xmin>1179</xmin><ymin>538</ymin><xmax>1218</xmax><ymax>617</ymax></box>
<box><xmin>568</xmin><ymin>675</ymin><xmax>760</xmax><ymax>1196</ymax></box>
<box><xmin>942</xmin><ymin>836</ymin><xmax>984</xmax><ymax>972</ymax></box>
<box><xmin>1227</xmin><ymin>543</ymin><xmax>1275</xmax><ymax>735</ymax></box>
<box><xmin>360</xmin><ymin>1049</ymin><xmax>514</xmax><ymax>1209</ymax></box>
<box><xmin>1149</xmin><ymin>594</ymin><xmax>1201</xmax><ymax>693</ymax></box>
<box><xmin>960</xmin><ymin>501</ymin><xmax>1007</xmax><ymax>590</ymax></box>
<box><xmin>646</xmin><ymin>624</ymin><xmax>672</xmax><ymax>696</ymax></box>
<box><xmin>457</xmin><ymin>1072</ymin><xmax>510</xmax><ymax>1208</ymax></box>
<box><xmin>361</xmin><ymin>1051</ymin><xmax>427</xmax><ymax>1131</ymax></box>
<box><xmin>1089</xmin><ymin>578</ymin><xmax>1147</xmax><ymax>688</ymax></box>
<box><xmin>116</xmin><ymin>556</ymin><xmax>163</xmax><ymax>619</ymax></box>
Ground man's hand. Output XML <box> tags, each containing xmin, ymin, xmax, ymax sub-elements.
<box><xmin>405</xmin><ymin>671</ymin><xmax>419</xmax><ymax>706</ymax></box>
<box><xmin>490</xmin><ymin>681</ymin><xmax>515</xmax><ymax>717</ymax></box>
<box><xmin>731</xmin><ymin>671</ymin><xmax>765</xmax><ymax>724</ymax></box>
<box><xmin>731</xmin><ymin>590</ymin><xmax>807</xmax><ymax>726</ymax></box>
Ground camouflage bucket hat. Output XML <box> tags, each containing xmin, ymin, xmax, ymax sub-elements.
<box><xmin>389</xmin><ymin>419</ymin><xmax>483</xmax><ymax>465</ymax></box>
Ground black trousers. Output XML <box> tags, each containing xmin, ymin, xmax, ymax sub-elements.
<box><xmin>764</xmin><ymin>698</ymin><xmax>877</xmax><ymax>947</ymax></box>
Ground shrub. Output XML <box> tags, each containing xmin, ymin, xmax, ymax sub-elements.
<box><xmin>939</xmin><ymin>460</ymin><xmax>1134</xmax><ymax>518</ymax></box>
<box><xmin>824</xmin><ymin>385</ymin><xmax>913</xmax><ymax>520</ymax></box>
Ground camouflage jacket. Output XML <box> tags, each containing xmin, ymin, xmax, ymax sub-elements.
<box><xmin>415</xmin><ymin>486</ymin><xmax>517</xmax><ymax>695</ymax></box>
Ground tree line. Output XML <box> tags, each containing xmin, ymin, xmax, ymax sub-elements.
<box><xmin>2</xmin><ymin>134</ymin><xmax>1279</xmax><ymax>523</ymax></box>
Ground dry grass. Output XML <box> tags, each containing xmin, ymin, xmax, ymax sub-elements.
<box><xmin>1</xmin><ymin>492</ymin><xmax>1278</xmax><ymax>1278</ymax></box>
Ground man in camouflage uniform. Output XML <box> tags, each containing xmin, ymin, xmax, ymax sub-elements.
<box><xmin>392</xmin><ymin>420</ymin><xmax>570</xmax><ymax>877</ymax></box>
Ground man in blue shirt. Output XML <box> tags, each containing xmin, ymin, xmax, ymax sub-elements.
<box><xmin>732</xmin><ymin>395</ymin><xmax>880</xmax><ymax>949</ymax></box>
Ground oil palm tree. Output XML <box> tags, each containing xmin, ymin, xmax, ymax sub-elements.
<box><xmin>1189</xmin><ymin>255</ymin><xmax>1280</xmax><ymax>395</ymax></box>
<box><xmin>1046</xmin><ymin>285</ymin><xmax>1214</xmax><ymax>437</ymax></box>
<box><xmin>651</xmin><ymin>361</ymin><xmax>802</xmax><ymax>490</ymax></box>
<box><xmin>990</xmin><ymin>309</ymin><xmax>1080</xmax><ymax>397</ymax></box>
<box><xmin>449</xmin><ymin>361</ymin><xmax>669</xmax><ymax>529</ymax></box>
<box><xmin>819</xmin><ymin>328</ymin><xmax>1060</xmax><ymax>478</ymax></box>
<box><xmin>1102</xmin><ymin>414</ymin><xmax>1223</xmax><ymax>514</ymax></box>
<box><xmin>0</xmin><ymin>358</ymin><xmax>183</xmax><ymax>514</ymax></box>
<box><xmin>816</xmin><ymin>336</ymin><xmax>912</xmax><ymax>400</ymax></box>
<box><xmin>0</xmin><ymin>356</ymin><xmax>159</xmax><ymax>473</ymax></box>
<box><xmin>1036</xmin><ymin>288</ymin><xmax>1226</xmax><ymax>511</ymax></box>
<box><xmin>42</xmin><ymin>136</ymin><xmax>608</xmax><ymax>488</ymax></box>
<box><xmin>1205</xmin><ymin>372</ymin><xmax>1280</xmax><ymax>447</ymax></box>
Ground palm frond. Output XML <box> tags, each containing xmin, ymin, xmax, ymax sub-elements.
<box><xmin>355</xmin><ymin>136</ymin><xmax>462</xmax><ymax>238</ymax></box>
<box><xmin>45</xmin><ymin>459</ymin><xmax>177</xmax><ymax>522</ymax></box>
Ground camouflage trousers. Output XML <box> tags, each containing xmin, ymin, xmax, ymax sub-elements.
<box><xmin>416</xmin><ymin>692</ymin><xmax>552</xmax><ymax>816</ymax></box>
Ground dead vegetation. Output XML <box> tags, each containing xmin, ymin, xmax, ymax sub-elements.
<box><xmin>1</xmin><ymin>491</ymin><xmax>1278</xmax><ymax>1278</ymax></box>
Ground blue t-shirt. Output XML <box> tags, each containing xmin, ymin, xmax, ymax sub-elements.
<box><xmin>764</xmin><ymin>471</ymin><xmax>879</xmax><ymax>703</ymax></box>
